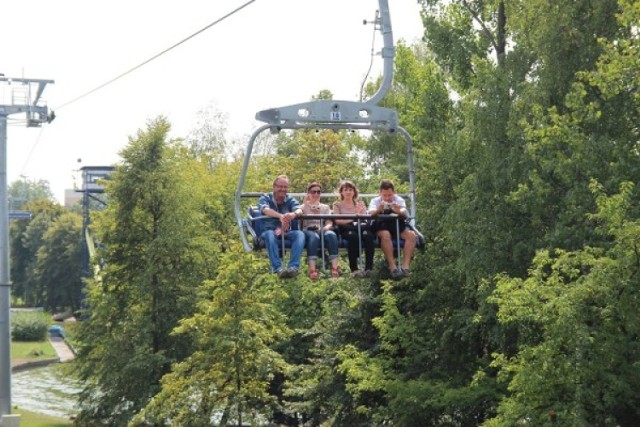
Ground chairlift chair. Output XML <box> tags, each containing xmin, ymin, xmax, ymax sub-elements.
<box><xmin>234</xmin><ymin>0</ymin><xmax>419</xmax><ymax>257</ymax></box>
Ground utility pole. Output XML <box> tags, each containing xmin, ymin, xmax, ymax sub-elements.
<box><xmin>0</xmin><ymin>76</ymin><xmax>54</xmax><ymax>424</ymax></box>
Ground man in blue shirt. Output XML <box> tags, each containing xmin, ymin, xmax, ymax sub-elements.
<box><xmin>258</xmin><ymin>175</ymin><xmax>305</xmax><ymax>278</ymax></box>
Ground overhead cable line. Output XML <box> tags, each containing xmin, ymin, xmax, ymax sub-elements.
<box><xmin>360</xmin><ymin>9</ymin><xmax>379</xmax><ymax>102</ymax></box>
<box><xmin>55</xmin><ymin>0</ymin><xmax>256</xmax><ymax>111</ymax></box>
<box><xmin>19</xmin><ymin>126</ymin><xmax>46</xmax><ymax>177</ymax></box>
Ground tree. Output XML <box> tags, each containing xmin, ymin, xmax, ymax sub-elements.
<box><xmin>74</xmin><ymin>117</ymin><xmax>221</xmax><ymax>426</ymax></box>
<box><xmin>33</xmin><ymin>211</ymin><xmax>84</xmax><ymax>312</ymax></box>
<box><xmin>488</xmin><ymin>181</ymin><xmax>640</xmax><ymax>425</ymax></box>
<box><xmin>285</xmin><ymin>273</ymin><xmax>387</xmax><ymax>425</ymax></box>
<box><xmin>185</xmin><ymin>101</ymin><xmax>240</xmax><ymax>168</ymax></box>
<box><xmin>360</xmin><ymin>0</ymin><xmax>627</xmax><ymax>422</ymax></box>
<box><xmin>10</xmin><ymin>199</ymin><xmax>65</xmax><ymax>306</ymax></box>
<box><xmin>132</xmin><ymin>250</ymin><xmax>292</xmax><ymax>426</ymax></box>
<box><xmin>271</xmin><ymin>128</ymin><xmax>367</xmax><ymax>192</ymax></box>
<box><xmin>485</xmin><ymin>2</ymin><xmax>640</xmax><ymax>424</ymax></box>
<box><xmin>8</xmin><ymin>178</ymin><xmax>53</xmax><ymax>211</ymax></box>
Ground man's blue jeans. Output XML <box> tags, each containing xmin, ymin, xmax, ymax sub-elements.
<box><xmin>304</xmin><ymin>229</ymin><xmax>339</xmax><ymax>262</ymax></box>
<box><xmin>262</xmin><ymin>229</ymin><xmax>305</xmax><ymax>272</ymax></box>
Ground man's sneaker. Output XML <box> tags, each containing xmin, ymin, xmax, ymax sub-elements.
<box><xmin>401</xmin><ymin>268</ymin><xmax>411</xmax><ymax>277</ymax></box>
<box><xmin>309</xmin><ymin>270</ymin><xmax>319</xmax><ymax>280</ymax></box>
<box><xmin>277</xmin><ymin>268</ymin><xmax>289</xmax><ymax>279</ymax></box>
<box><xmin>287</xmin><ymin>268</ymin><xmax>299</xmax><ymax>278</ymax></box>
<box><xmin>363</xmin><ymin>270</ymin><xmax>374</xmax><ymax>278</ymax></box>
<box><xmin>351</xmin><ymin>270</ymin><xmax>365</xmax><ymax>278</ymax></box>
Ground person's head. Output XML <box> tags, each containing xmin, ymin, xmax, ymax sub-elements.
<box><xmin>306</xmin><ymin>181</ymin><xmax>322</xmax><ymax>201</ymax></box>
<box><xmin>338</xmin><ymin>180</ymin><xmax>359</xmax><ymax>201</ymax></box>
<box><xmin>273</xmin><ymin>175</ymin><xmax>290</xmax><ymax>200</ymax></box>
<box><xmin>379</xmin><ymin>179</ymin><xmax>396</xmax><ymax>202</ymax></box>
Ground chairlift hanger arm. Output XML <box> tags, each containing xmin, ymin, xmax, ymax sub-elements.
<box><xmin>255</xmin><ymin>0</ymin><xmax>395</xmax><ymax>130</ymax></box>
<box><xmin>255</xmin><ymin>99</ymin><xmax>398</xmax><ymax>131</ymax></box>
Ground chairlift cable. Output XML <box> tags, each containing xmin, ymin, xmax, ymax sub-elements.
<box><xmin>54</xmin><ymin>0</ymin><xmax>257</xmax><ymax>111</ymax></box>
<box><xmin>360</xmin><ymin>10</ymin><xmax>379</xmax><ymax>103</ymax></box>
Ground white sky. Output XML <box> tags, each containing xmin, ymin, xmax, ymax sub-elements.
<box><xmin>1</xmin><ymin>0</ymin><xmax>424</xmax><ymax>204</ymax></box>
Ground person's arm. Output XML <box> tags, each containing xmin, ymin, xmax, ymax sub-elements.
<box><xmin>258</xmin><ymin>194</ymin><xmax>278</xmax><ymax>218</ymax></box>
<box><xmin>259</xmin><ymin>195</ymin><xmax>299</xmax><ymax>221</ymax></box>
<box><xmin>333</xmin><ymin>202</ymin><xmax>349</xmax><ymax>225</ymax></box>
<box><xmin>285</xmin><ymin>197</ymin><xmax>303</xmax><ymax>221</ymax></box>
<box><xmin>260</xmin><ymin>202</ymin><xmax>284</xmax><ymax>220</ymax></box>
<box><xmin>369</xmin><ymin>197</ymin><xmax>383</xmax><ymax>216</ymax></box>
<box><xmin>321</xmin><ymin>204</ymin><xmax>333</xmax><ymax>231</ymax></box>
<box><xmin>391</xmin><ymin>196</ymin><xmax>408</xmax><ymax>217</ymax></box>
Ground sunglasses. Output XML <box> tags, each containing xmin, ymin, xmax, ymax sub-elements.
<box><xmin>309</xmin><ymin>190</ymin><xmax>322</xmax><ymax>194</ymax></box>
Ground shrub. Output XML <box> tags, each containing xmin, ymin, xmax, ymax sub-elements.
<box><xmin>11</xmin><ymin>310</ymin><xmax>49</xmax><ymax>341</ymax></box>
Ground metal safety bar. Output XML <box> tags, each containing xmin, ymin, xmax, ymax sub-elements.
<box><xmin>246</xmin><ymin>213</ymin><xmax>410</xmax><ymax>273</ymax></box>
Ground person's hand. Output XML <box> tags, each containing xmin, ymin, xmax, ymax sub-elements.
<box><xmin>281</xmin><ymin>214</ymin><xmax>291</xmax><ymax>230</ymax></box>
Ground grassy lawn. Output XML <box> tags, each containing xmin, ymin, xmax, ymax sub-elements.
<box><xmin>7</xmin><ymin>407</ymin><xmax>73</xmax><ymax>426</ymax></box>
<box><xmin>11</xmin><ymin>340</ymin><xmax>59</xmax><ymax>367</ymax></box>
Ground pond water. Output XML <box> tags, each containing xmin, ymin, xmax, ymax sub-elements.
<box><xmin>12</xmin><ymin>364</ymin><xmax>80</xmax><ymax>419</ymax></box>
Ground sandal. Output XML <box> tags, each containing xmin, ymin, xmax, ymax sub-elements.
<box><xmin>309</xmin><ymin>269</ymin><xmax>319</xmax><ymax>280</ymax></box>
<box><xmin>332</xmin><ymin>267</ymin><xmax>340</xmax><ymax>278</ymax></box>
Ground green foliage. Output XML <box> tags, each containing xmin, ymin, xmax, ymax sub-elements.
<box><xmin>488</xmin><ymin>182</ymin><xmax>640</xmax><ymax>425</ymax></box>
<box><xmin>131</xmin><ymin>248</ymin><xmax>291</xmax><ymax>426</ymax></box>
<box><xmin>257</xmin><ymin>128</ymin><xmax>368</xmax><ymax>194</ymax></box>
<box><xmin>11</xmin><ymin>310</ymin><xmax>49</xmax><ymax>341</ymax></box>
<box><xmin>287</xmin><ymin>274</ymin><xmax>385</xmax><ymax>425</ymax></box>
<box><xmin>371</xmin><ymin>0</ymin><xmax>636</xmax><ymax>423</ymax></box>
<box><xmin>386</xmin><ymin>379</ymin><xmax>500</xmax><ymax>426</ymax></box>
<box><xmin>8</xmin><ymin>177</ymin><xmax>54</xmax><ymax>210</ymax></box>
<box><xmin>419</xmin><ymin>0</ymin><xmax>489</xmax><ymax>90</ymax></box>
<box><xmin>10</xmin><ymin>200</ymin><xmax>66</xmax><ymax>307</ymax></box>
<box><xmin>73</xmin><ymin>117</ymin><xmax>223</xmax><ymax>426</ymax></box>
<box><xmin>34</xmin><ymin>212</ymin><xmax>84</xmax><ymax>312</ymax></box>
<box><xmin>11</xmin><ymin>407</ymin><xmax>72</xmax><ymax>426</ymax></box>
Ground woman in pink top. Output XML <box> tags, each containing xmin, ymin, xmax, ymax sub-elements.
<box><xmin>333</xmin><ymin>180</ymin><xmax>375</xmax><ymax>277</ymax></box>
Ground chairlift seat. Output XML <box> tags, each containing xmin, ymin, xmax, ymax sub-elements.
<box><xmin>246</xmin><ymin>205</ymin><xmax>424</xmax><ymax>252</ymax></box>
<box><xmin>246</xmin><ymin>206</ymin><xmax>300</xmax><ymax>251</ymax></box>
